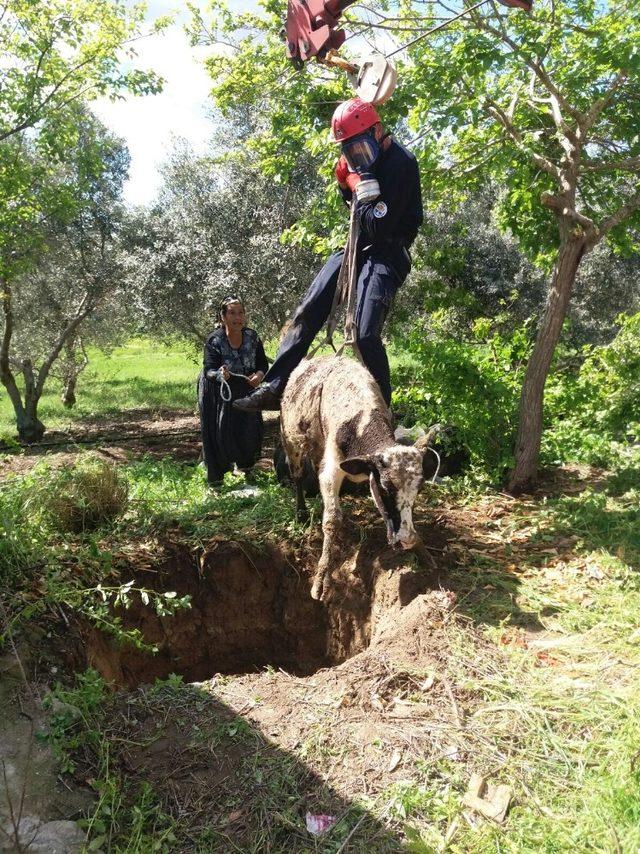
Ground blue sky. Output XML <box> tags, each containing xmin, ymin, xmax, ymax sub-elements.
<box><xmin>93</xmin><ymin>0</ymin><xmax>252</xmax><ymax>206</ymax></box>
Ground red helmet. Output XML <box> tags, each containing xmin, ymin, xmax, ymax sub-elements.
<box><xmin>331</xmin><ymin>97</ymin><xmax>381</xmax><ymax>143</ymax></box>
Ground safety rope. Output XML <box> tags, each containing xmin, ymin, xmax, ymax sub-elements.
<box><xmin>210</xmin><ymin>369</ymin><xmax>251</xmax><ymax>402</ymax></box>
<box><xmin>384</xmin><ymin>0</ymin><xmax>491</xmax><ymax>58</ymax></box>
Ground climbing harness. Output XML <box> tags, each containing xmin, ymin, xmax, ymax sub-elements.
<box><xmin>211</xmin><ymin>369</ymin><xmax>251</xmax><ymax>403</ymax></box>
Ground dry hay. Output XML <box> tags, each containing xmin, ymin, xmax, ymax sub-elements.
<box><xmin>48</xmin><ymin>454</ymin><xmax>128</xmax><ymax>533</ymax></box>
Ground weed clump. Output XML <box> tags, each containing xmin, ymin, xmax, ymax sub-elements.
<box><xmin>49</xmin><ymin>455</ymin><xmax>128</xmax><ymax>533</ymax></box>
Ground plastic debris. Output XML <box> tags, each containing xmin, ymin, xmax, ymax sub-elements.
<box><xmin>305</xmin><ymin>813</ymin><xmax>337</xmax><ymax>835</ymax></box>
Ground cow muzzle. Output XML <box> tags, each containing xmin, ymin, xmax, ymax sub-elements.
<box><xmin>388</xmin><ymin>525</ymin><xmax>419</xmax><ymax>551</ymax></box>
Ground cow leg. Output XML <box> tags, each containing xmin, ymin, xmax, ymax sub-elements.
<box><xmin>294</xmin><ymin>478</ymin><xmax>309</xmax><ymax>522</ymax></box>
<box><xmin>311</xmin><ymin>459</ymin><xmax>345</xmax><ymax>601</ymax></box>
<box><xmin>283</xmin><ymin>441</ymin><xmax>309</xmax><ymax>522</ymax></box>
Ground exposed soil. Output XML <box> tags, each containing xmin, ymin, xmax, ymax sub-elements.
<box><xmin>72</xmin><ymin>513</ymin><xmax>447</xmax><ymax>690</ymax></box>
<box><xmin>0</xmin><ymin>409</ymin><xmax>281</xmax><ymax>477</ymax></box>
<box><xmin>4</xmin><ymin>452</ymin><xmax>625</xmax><ymax>850</ymax></box>
<box><xmin>63</xmin><ymin>512</ymin><xmax>485</xmax><ymax>850</ymax></box>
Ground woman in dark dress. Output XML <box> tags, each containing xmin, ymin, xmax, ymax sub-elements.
<box><xmin>198</xmin><ymin>297</ymin><xmax>269</xmax><ymax>486</ymax></box>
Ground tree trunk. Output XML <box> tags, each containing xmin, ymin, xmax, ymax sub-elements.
<box><xmin>0</xmin><ymin>373</ymin><xmax>44</xmax><ymax>442</ymax></box>
<box><xmin>508</xmin><ymin>232</ymin><xmax>587</xmax><ymax>493</ymax></box>
<box><xmin>60</xmin><ymin>337</ymin><xmax>88</xmax><ymax>408</ymax></box>
<box><xmin>19</xmin><ymin>360</ymin><xmax>45</xmax><ymax>443</ymax></box>
<box><xmin>0</xmin><ymin>282</ymin><xmax>45</xmax><ymax>443</ymax></box>
<box><xmin>61</xmin><ymin>376</ymin><xmax>77</xmax><ymax>409</ymax></box>
<box><xmin>16</xmin><ymin>406</ymin><xmax>45</xmax><ymax>443</ymax></box>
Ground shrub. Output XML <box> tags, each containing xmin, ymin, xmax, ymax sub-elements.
<box><xmin>391</xmin><ymin>319</ymin><xmax>530</xmax><ymax>478</ymax></box>
<box><xmin>393</xmin><ymin>312</ymin><xmax>639</xmax><ymax>476</ymax></box>
<box><xmin>543</xmin><ymin>313</ymin><xmax>640</xmax><ymax>466</ymax></box>
<box><xmin>48</xmin><ymin>455</ymin><xmax>128</xmax><ymax>533</ymax></box>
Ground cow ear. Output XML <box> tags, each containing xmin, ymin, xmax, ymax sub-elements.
<box><xmin>340</xmin><ymin>455</ymin><xmax>374</xmax><ymax>476</ymax></box>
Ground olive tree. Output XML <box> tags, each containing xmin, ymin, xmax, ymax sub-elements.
<box><xmin>1</xmin><ymin>112</ymin><xmax>130</xmax><ymax>440</ymax></box>
<box><xmin>124</xmin><ymin>132</ymin><xmax>321</xmax><ymax>346</ymax></box>
<box><xmin>0</xmin><ymin>0</ymin><xmax>163</xmax><ymax>440</ymax></box>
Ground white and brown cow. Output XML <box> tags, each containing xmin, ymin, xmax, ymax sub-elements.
<box><xmin>280</xmin><ymin>355</ymin><xmax>426</xmax><ymax>600</ymax></box>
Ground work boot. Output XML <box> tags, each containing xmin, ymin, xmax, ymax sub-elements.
<box><xmin>233</xmin><ymin>385</ymin><xmax>281</xmax><ymax>412</ymax></box>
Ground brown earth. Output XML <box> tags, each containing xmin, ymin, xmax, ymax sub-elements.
<box><xmin>0</xmin><ymin>409</ymin><xmax>281</xmax><ymax>478</ymax></box>
<box><xmin>53</xmin><ymin>496</ymin><xmax>512</xmax><ymax>850</ymax></box>
<box><xmin>73</xmin><ymin>515</ymin><xmax>448</xmax><ymax>689</ymax></box>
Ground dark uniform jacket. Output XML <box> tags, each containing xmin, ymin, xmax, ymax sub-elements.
<box><xmin>341</xmin><ymin>138</ymin><xmax>424</xmax><ymax>278</ymax></box>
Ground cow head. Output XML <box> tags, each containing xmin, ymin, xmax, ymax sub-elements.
<box><xmin>340</xmin><ymin>445</ymin><xmax>424</xmax><ymax>549</ymax></box>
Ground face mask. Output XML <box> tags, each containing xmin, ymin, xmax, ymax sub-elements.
<box><xmin>341</xmin><ymin>131</ymin><xmax>380</xmax><ymax>174</ymax></box>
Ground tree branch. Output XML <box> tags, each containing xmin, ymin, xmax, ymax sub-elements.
<box><xmin>540</xmin><ymin>192</ymin><xmax>596</xmax><ymax>231</ymax></box>
<box><xmin>583</xmin><ymin>69</ymin><xmax>628</xmax><ymax>132</ymax></box>
<box><xmin>471</xmin><ymin>9</ymin><xmax>584</xmax><ymax>125</ymax></box>
<box><xmin>0</xmin><ymin>282</ymin><xmax>14</xmax><ymax>380</ymax></box>
<box><xmin>484</xmin><ymin>97</ymin><xmax>560</xmax><ymax>177</ymax></box>
<box><xmin>596</xmin><ymin>189</ymin><xmax>640</xmax><ymax>241</ymax></box>
<box><xmin>0</xmin><ymin>51</ymin><xmax>100</xmax><ymax>142</ymax></box>
<box><xmin>35</xmin><ymin>291</ymin><xmax>94</xmax><ymax>397</ymax></box>
<box><xmin>582</xmin><ymin>155</ymin><xmax>640</xmax><ymax>174</ymax></box>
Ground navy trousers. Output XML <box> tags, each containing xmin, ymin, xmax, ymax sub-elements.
<box><xmin>265</xmin><ymin>248</ymin><xmax>409</xmax><ymax>406</ymax></box>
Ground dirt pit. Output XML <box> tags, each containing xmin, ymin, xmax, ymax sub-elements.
<box><xmin>75</xmin><ymin>528</ymin><xmax>445</xmax><ymax>690</ymax></box>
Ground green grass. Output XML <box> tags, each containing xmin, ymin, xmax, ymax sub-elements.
<box><xmin>0</xmin><ymin>334</ymin><xmax>430</xmax><ymax>440</ymax></box>
<box><xmin>0</xmin><ymin>338</ymin><xmax>201</xmax><ymax>437</ymax></box>
<box><xmin>123</xmin><ymin>456</ymin><xmax>320</xmax><ymax>542</ymax></box>
<box><xmin>400</xmin><ymin>458</ymin><xmax>640</xmax><ymax>852</ymax></box>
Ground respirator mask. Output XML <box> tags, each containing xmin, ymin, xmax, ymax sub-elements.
<box><xmin>341</xmin><ymin>131</ymin><xmax>382</xmax><ymax>204</ymax></box>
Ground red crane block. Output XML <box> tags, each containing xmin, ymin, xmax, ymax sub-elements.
<box><xmin>285</xmin><ymin>0</ymin><xmax>349</xmax><ymax>64</ymax></box>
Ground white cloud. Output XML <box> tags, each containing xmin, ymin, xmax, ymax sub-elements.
<box><xmin>93</xmin><ymin>0</ymin><xmax>253</xmax><ymax>206</ymax></box>
<box><xmin>93</xmin><ymin>26</ymin><xmax>212</xmax><ymax>205</ymax></box>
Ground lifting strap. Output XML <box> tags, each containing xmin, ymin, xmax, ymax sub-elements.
<box><xmin>311</xmin><ymin>202</ymin><xmax>363</xmax><ymax>363</ymax></box>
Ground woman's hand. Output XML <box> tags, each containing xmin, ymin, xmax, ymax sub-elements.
<box><xmin>247</xmin><ymin>371</ymin><xmax>264</xmax><ymax>388</ymax></box>
<box><xmin>220</xmin><ymin>365</ymin><xmax>231</xmax><ymax>381</ymax></box>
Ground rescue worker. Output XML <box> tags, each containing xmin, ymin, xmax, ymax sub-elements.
<box><xmin>234</xmin><ymin>97</ymin><xmax>423</xmax><ymax>412</ymax></box>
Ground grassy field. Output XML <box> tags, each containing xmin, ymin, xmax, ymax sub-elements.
<box><xmin>0</xmin><ymin>338</ymin><xmax>201</xmax><ymax>437</ymax></box>
<box><xmin>0</xmin><ymin>336</ymin><xmax>421</xmax><ymax>440</ymax></box>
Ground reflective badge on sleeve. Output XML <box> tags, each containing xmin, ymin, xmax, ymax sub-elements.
<box><xmin>373</xmin><ymin>201</ymin><xmax>387</xmax><ymax>218</ymax></box>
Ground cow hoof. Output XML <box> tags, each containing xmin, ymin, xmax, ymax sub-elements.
<box><xmin>310</xmin><ymin>578</ymin><xmax>323</xmax><ymax>600</ymax></box>
<box><xmin>311</xmin><ymin>564</ymin><xmax>328</xmax><ymax>600</ymax></box>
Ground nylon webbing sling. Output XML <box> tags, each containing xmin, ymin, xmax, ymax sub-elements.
<box><xmin>311</xmin><ymin>201</ymin><xmax>363</xmax><ymax>363</ymax></box>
